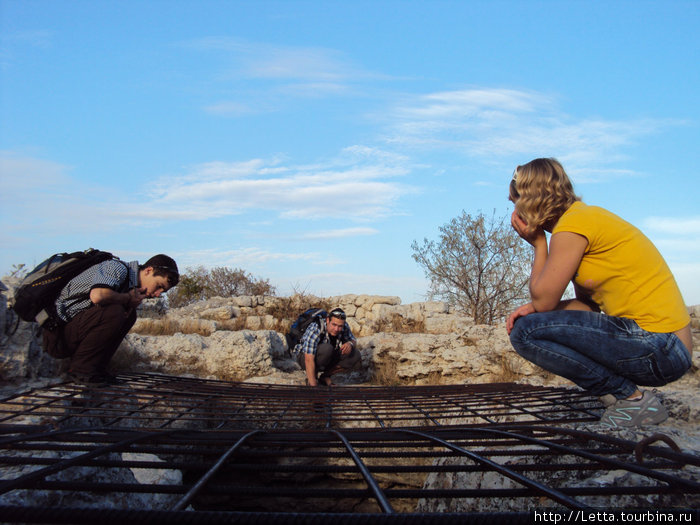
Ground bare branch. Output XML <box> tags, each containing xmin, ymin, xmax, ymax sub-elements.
<box><xmin>412</xmin><ymin>210</ymin><xmax>531</xmax><ymax>324</ymax></box>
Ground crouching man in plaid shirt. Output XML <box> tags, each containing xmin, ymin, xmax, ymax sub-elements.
<box><xmin>293</xmin><ymin>308</ymin><xmax>362</xmax><ymax>387</ymax></box>
<box><xmin>51</xmin><ymin>254</ymin><xmax>179</xmax><ymax>386</ymax></box>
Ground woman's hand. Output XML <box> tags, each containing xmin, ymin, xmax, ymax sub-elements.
<box><xmin>511</xmin><ymin>211</ymin><xmax>546</xmax><ymax>246</ymax></box>
<box><xmin>506</xmin><ymin>302</ymin><xmax>536</xmax><ymax>334</ymax></box>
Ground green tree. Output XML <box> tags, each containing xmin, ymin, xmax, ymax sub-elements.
<box><xmin>412</xmin><ymin>210</ymin><xmax>531</xmax><ymax>325</ymax></box>
<box><xmin>168</xmin><ymin>266</ymin><xmax>276</xmax><ymax>307</ymax></box>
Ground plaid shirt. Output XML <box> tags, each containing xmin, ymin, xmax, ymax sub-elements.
<box><xmin>295</xmin><ymin>318</ymin><xmax>356</xmax><ymax>356</ymax></box>
<box><xmin>55</xmin><ymin>260</ymin><xmax>138</xmax><ymax>322</ymax></box>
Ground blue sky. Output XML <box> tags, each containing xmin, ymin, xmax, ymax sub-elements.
<box><xmin>1</xmin><ymin>0</ymin><xmax>699</xmax><ymax>306</ymax></box>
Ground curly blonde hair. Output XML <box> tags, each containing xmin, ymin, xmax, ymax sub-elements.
<box><xmin>509</xmin><ymin>158</ymin><xmax>579</xmax><ymax>231</ymax></box>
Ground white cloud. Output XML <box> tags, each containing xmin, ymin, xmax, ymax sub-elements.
<box><xmin>0</xmin><ymin>148</ymin><xmax>416</xmax><ymax>232</ymax></box>
<box><xmin>299</xmin><ymin>227</ymin><xmax>379</xmax><ymax>240</ymax></box>
<box><xmin>392</xmin><ymin>89</ymin><xmax>548</xmax><ymax>120</ymax></box>
<box><xmin>183</xmin><ymin>37</ymin><xmax>383</xmax><ymax>102</ymax></box>
<box><xmin>1</xmin><ymin>30</ymin><xmax>53</xmax><ymax>69</ymax></box>
<box><xmin>382</xmin><ymin>88</ymin><xmax>681</xmax><ymax>175</ymax></box>
<box><xmin>245</xmin><ymin>46</ymin><xmax>351</xmax><ymax>82</ymax></box>
<box><xmin>636</xmin><ymin>217</ymin><xmax>700</xmax><ymax>304</ymax></box>
<box><xmin>176</xmin><ymin>247</ymin><xmax>320</xmax><ymax>269</ymax></box>
<box><xmin>203</xmin><ymin>101</ymin><xmax>255</xmax><ymax>116</ymax></box>
<box><xmin>0</xmin><ymin>151</ymin><xmax>71</xmax><ymax>192</ymax></box>
<box><xmin>668</xmin><ymin>262</ymin><xmax>700</xmax><ymax>306</ymax></box>
<box><xmin>138</xmin><ymin>150</ymin><xmax>414</xmax><ymax>222</ymax></box>
<box><xmin>643</xmin><ymin>216</ymin><xmax>700</xmax><ymax>235</ymax></box>
<box><xmin>0</xmin><ymin>152</ymin><xmax>89</xmax><ymax>233</ymax></box>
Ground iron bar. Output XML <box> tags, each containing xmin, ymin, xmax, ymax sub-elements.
<box><xmin>330</xmin><ymin>429</ymin><xmax>395</xmax><ymax>513</ymax></box>
<box><xmin>171</xmin><ymin>429</ymin><xmax>261</xmax><ymax>511</ymax></box>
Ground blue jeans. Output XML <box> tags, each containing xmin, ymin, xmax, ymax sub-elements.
<box><xmin>509</xmin><ymin>310</ymin><xmax>691</xmax><ymax>399</ymax></box>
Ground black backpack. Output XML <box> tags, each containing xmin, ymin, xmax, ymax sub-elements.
<box><xmin>285</xmin><ymin>308</ymin><xmax>327</xmax><ymax>353</ymax></box>
<box><xmin>12</xmin><ymin>249</ymin><xmax>117</xmax><ymax>328</ymax></box>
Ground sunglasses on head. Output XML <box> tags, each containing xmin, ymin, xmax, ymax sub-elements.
<box><xmin>329</xmin><ymin>308</ymin><xmax>346</xmax><ymax>320</ymax></box>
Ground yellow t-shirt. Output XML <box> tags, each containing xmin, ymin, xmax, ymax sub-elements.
<box><xmin>553</xmin><ymin>201</ymin><xmax>689</xmax><ymax>333</ymax></box>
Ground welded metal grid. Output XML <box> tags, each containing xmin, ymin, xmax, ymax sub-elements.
<box><xmin>0</xmin><ymin>372</ymin><xmax>604</xmax><ymax>430</ymax></box>
<box><xmin>0</xmin><ymin>373</ymin><xmax>698</xmax><ymax>524</ymax></box>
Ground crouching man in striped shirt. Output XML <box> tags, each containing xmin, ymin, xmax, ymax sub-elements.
<box><xmin>51</xmin><ymin>254</ymin><xmax>179</xmax><ymax>386</ymax></box>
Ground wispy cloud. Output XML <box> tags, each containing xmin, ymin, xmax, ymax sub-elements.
<box><xmin>641</xmin><ymin>216</ymin><xmax>700</xmax><ymax>260</ymax></box>
<box><xmin>184</xmin><ymin>37</ymin><xmax>383</xmax><ymax>107</ymax></box>
<box><xmin>187</xmin><ymin>37</ymin><xmax>378</xmax><ymax>82</ymax></box>
<box><xmin>382</xmin><ymin>88</ymin><xmax>682</xmax><ymax>177</ymax></box>
<box><xmin>299</xmin><ymin>227</ymin><xmax>379</xmax><ymax>240</ymax></box>
<box><xmin>0</xmin><ymin>30</ymin><xmax>53</xmax><ymax>69</ymax></box>
<box><xmin>643</xmin><ymin>216</ymin><xmax>700</xmax><ymax>235</ymax></box>
<box><xmin>175</xmin><ymin>247</ymin><xmax>322</xmax><ymax>269</ymax></box>
<box><xmin>0</xmin><ymin>152</ymin><xmax>84</xmax><ymax>233</ymax></box>
<box><xmin>0</xmin><ymin>148</ymin><xmax>415</xmax><ymax>233</ymax></box>
<box><xmin>143</xmin><ymin>153</ymin><xmax>412</xmax><ymax>222</ymax></box>
<box><xmin>0</xmin><ymin>151</ymin><xmax>71</xmax><ymax>192</ymax></box>
<box><xmin>244</xmin><ymin>46</ymin><xmax>352</xmax><ymax>82</ymax></box>
<box><xmin>203</xmin><ymin>101</ymin><xmax>256</xmax><ymax>116</ymax></box>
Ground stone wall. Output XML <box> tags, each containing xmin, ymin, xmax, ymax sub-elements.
<box><xmin>150</xmin><ymin>293</ymin><xmax>471</xmax><ymax>337</ymax></box>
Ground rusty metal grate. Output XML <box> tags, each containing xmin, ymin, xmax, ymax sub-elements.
<box><xmin>0</xmin><ymin>373</ymin><xmax>698</xmax><ymax>523</ymax></box>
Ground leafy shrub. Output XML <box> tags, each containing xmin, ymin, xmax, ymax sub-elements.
<box><xmin>168</xmin><ymin>265</ymin><xmax>276</xmax><ymax>307</ymax></box>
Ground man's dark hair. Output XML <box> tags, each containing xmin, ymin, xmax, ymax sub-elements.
<box><xmin>142</xmin><ymin>254</ymin><xmax>179</xmax><ymax>287</ymax></box>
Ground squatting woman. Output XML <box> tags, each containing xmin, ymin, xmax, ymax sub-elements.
<box><xmin>506</xmin><ymin>158</ymin><xmax>692</xmax><ymax>428</ymax></box>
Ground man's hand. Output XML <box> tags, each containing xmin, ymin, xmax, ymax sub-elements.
<box><xmin>127</xmin><ymin>288</ymin><xmax>148</xmax><ymax>308</ymax></box>
<box><xmin>506</xmin><ymin>302</ymin><xmax>536</xmax><ymax>334</ymax></box>
<box><xmin>340</xmin><ymin>341</ymin><xmax>353</xmax><ymax>356</ymax></box>
<box><xmin>90</xmin><ymin>287</ymin><xmax>145</xmax><ymax>310</ymax></box>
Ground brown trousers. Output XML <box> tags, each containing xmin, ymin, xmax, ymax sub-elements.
<box><xmin>57</xmin><ymin>304</ymin><xmax>136</xmax><ymax>376</ymax></box>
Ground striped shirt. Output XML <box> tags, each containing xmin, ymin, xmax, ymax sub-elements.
<box><xmin>295</xmin><ymin>319</ymin><xmax>356</xmax><ymax>356</ymax></box>
<box><xmin>55</xmin><ymin>260</ymin><xmax>138</xmax><ymax>322</ymax></box>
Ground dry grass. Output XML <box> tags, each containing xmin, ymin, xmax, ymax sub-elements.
<box><xmin>265</xmin><ymin>293</ymin><xmax>334</xmax><ymax>322</ymax></box>
<box><xmin>424</xmin><ymin>370</ymin><xmax>443</xmax><ymax>385</ymax></box>
<box><xmin>374</xmin><ymin>314</ymin><xmax>426</xmax><ymax>334</ymax></box>
<box><xmin>369</xmin><ymin>358</ymin><xmax>404</xmax><ymax>387</ymax></box>
<box><xmin>493</xmin><ymin>353</ymin><xmax>520</xmax><ymax>383</ymax></box>
<box><xmin>216</xmin><ymin>318</ymin><xmax>246</xmax><ymax>331</ymax></box>
<box><xmin>131</xmin><ymin>318</ymin><xmax>215</xmax><ymax>337</ymax></box>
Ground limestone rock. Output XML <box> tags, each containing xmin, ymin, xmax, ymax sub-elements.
<box><xmin>113</xmin><ymin>330</ymin><xmax>285</xmax><ymax>382</ymax></box>
<box><xmin>200</xmin><ymin>305</ymin><xmax>238</xmax><ymax>321</ymax></box>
